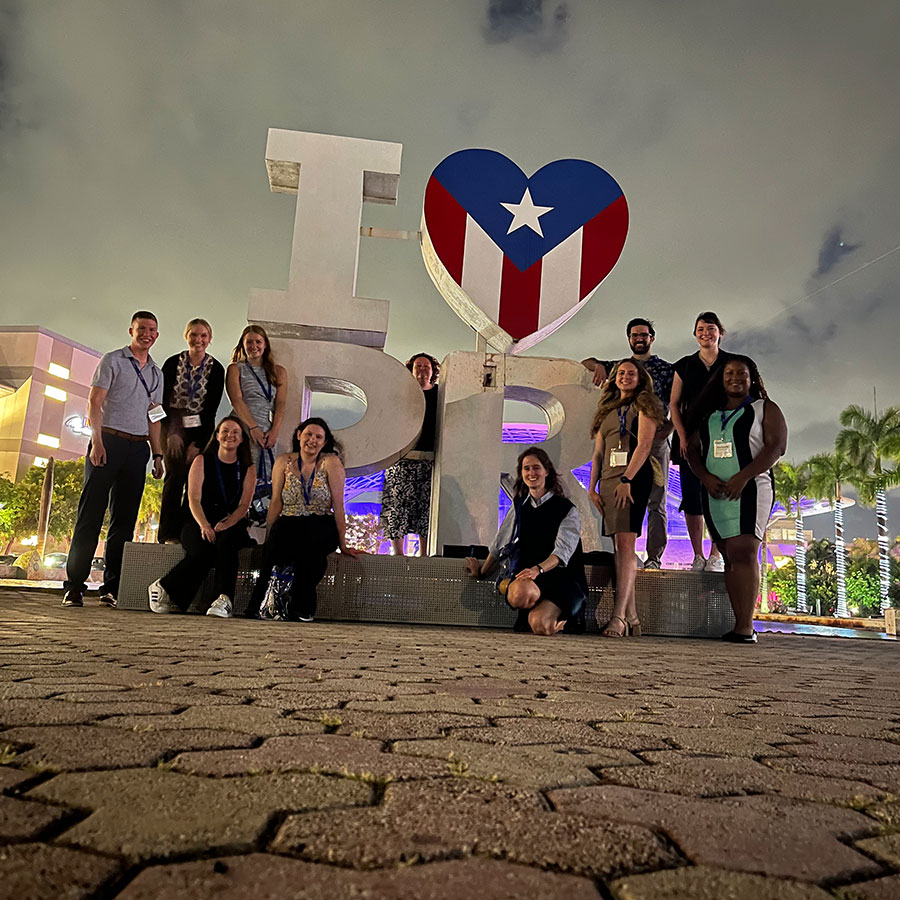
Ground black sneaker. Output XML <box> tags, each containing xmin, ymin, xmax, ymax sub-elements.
<box><xmin>61</xmin><ymin>591</ymin><xmax>83</xmax><ymax>608</ymax></box>
<box><xmin>721</xmin><ymin>630</ymin><xmax>757</xmax><ymax>644</ymax></box>
<box><xmin>98</xmin><ymin>593</ymin><xmax>117</xmax><ymax>609</ymax></box>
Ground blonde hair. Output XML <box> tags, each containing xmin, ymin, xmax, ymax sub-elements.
<box><xmin>184</xmin><ymin>318</ymin><xmax>213</xmax><ymax>340</ymax></box>
<box><xmin>590</xmin><ymin>359</ymin><xmax>664</xmax><ymax>437</ymax></box>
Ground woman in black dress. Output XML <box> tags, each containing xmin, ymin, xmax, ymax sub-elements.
<box><xmin>380</xmin><ymin>352</ymin><xmax>440</xmax><ymax>556</ymax></box>
<box><xmin>465</xmin><ymin>447</ymin><xmax>587</xmax><ymax>636</ymax></box>
<box><xmin>148</xmin><ymin>416</ymin><xmax>256</xmax><ymax>616</ymax></box>
<box><xmin>670</xmin><ymin>311</ymin><xmax>730</xmax><ymax>572</ymax></box>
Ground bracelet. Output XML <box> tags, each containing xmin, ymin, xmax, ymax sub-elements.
<box><xmin>152</xmin><ymin>453</ymin><xmax>163</xmax><ymax>460</ymax></box>
<box><xmin>249</xmin><ymin>425</ymin><xmax>260</xmax><ymax>432</ymax></box>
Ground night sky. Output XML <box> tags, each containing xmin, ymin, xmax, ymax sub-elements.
<box><xmin>1</xmin><ymin>1</ymin><xmax>898</xmax><ymax>538</ymax></box>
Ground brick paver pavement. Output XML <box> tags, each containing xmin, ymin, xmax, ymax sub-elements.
<box><xmin>1</xmin><ymin>589</ymin><xmax>898</xmax><ymax>899</ymax></box>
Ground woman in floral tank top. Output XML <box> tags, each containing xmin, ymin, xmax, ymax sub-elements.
<box><xmin>246</xmin><ymin>417</ymin><xmax>359</xmax><ymax>621</ymax></box>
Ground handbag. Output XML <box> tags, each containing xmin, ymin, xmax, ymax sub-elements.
<box><xmin>249</xmin><ymin>448</ymin><xmax>275</xmax><ymax>527</ymax></box>
<box><xmin>259</xmin><ymin>565</ymin><xmax>293</xmax><ymax>620</ymax></box>
<box><xmin>494</xmin><ymin>495</ymin><xmax>525</xmax><ymax>596</ymax></box>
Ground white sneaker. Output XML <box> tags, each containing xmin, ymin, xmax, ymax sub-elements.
<box><xmin>705</xmin><ymin>555</ymin><xmax>725</xmax><ymax>573</ymax></box>
<box><xmin>206</xmin><ymin>595</ymin><xmax>233</xmax><ymax>618</ymax></box>
<box><xmin>691</xmin><ymin>553</ymin><xmax>707</xmax><ymax>571</ymax></box>
<box><xmin>295</xmin><ymin>614</ymin><xmax>314</xmax><ymax>623</ymax></box>
<box><xmin>148</xmin><ymin>579</ymin><xmax>176</xmax><ymax>614</ymax></box>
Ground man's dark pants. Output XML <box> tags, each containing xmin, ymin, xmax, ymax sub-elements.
<box><xmin>64</xmin><ymin>433</ymin><xmax>149</xmax><ymax>597</ymax></box>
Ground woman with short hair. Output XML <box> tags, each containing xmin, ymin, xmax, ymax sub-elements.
<box><xmin>158</xmin><ymin>318</ymin><xmax>226</xmax><ymax>542</ymax></box>
<box><xmin>148</xmin><ymin>416</ymin><xmax>256</xmax><ymax>617</ymax></box>
<box><xmin>670</xmin><ymin>311</ymin><xmax>730</xmax><ymax>572</ymax></box>
<box><xmin>588</xmin><ymin>359</ymin><xmax>664</xmax><ymax>637</ymax></box>
<box><xmin>380</xmin><ymin>352</ymin><xmax>440</xmax><ymax>556</ymax></box>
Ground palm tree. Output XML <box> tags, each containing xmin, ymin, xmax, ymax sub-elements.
<box><xmin>773</xmin><ymin>461</ymin><xmax>812</xmax><ymax>614</ymax></box>
<box><xmin>837</xmin><ymin>404</ymin><xmax>900</xmax><ymax>615</ymax></box>
<box><xmin>806</xmin><ymin>451</ymin><xmax>863</xmax><ymax>618</ymax></box>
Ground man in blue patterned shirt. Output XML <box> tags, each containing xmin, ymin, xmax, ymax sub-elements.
<box><xmin>582</xmin><ymin>318</ymin><xmax>674</xmax><ymax>569</ymax></box>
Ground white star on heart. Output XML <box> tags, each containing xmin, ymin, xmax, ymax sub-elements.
<box><xmin>500</xmin><ymin>188</ymin><xmax>554</xmax><ymax>237</ymax></box>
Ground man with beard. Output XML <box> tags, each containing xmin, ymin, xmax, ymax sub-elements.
<box><xmin>582</xmin><ymin>318</ymin><xmax>674</xmax><ymax>569</ymax></box>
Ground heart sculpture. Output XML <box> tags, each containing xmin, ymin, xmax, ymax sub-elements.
<box><xmin>421</xmin><ymin>149</ymin><xmax>628</xmax><ymax>354</ymax></box>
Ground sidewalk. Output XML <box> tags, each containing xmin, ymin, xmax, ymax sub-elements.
<box><xmin>1</xmin><ymin>588</ymin><xmax>899</xmax><ymax>899</ymax></box>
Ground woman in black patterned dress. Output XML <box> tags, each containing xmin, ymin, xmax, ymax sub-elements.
<box><xmin>380</xmin><ymin>353</ymin><xmax>440</xmax><ymax>556</ymax></box>
<box><xmin>158</xmin><ymin>318</ymin><xmax>225</xmax><ymax>542</ymax></box>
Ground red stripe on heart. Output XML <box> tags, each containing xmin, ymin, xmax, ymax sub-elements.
<box><xmin>499</xmin><ymin>254</ymin><xmax>542</xmax><ymax>339</ymax></box>
<box><xmin>580</xmin><ymin>194</ymin><xmax>629</xmax><ymax>299</ymax></box>
<box><xmin>424</xmin><ymin>176</ymin><xmax>467</xmax><ymax>284</ymax></box>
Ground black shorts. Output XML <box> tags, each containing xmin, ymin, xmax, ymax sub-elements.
<box><xmin>678</xmin><ymin>459</ymin><xmax>703</xmax><ymax>516</ymax></box>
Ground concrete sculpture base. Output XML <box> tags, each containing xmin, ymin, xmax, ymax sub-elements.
<box><xmin>117</xmin><ymin>543</ymin><xmax>735</xmax><ymax>638</ymax></box>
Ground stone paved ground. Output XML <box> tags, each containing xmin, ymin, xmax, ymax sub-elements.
<box><xmin>1</xmin><ymin>589</ymin><xmax>899</xmax><ymax>900</ymax></box>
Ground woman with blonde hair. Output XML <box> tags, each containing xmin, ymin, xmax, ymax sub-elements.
<box><xmin>588</xmin><ymin>359</ymin><xmax>664</xmax><ymax>637</ymax></box>
<box><xmin>226</xmin><ymin>325</ymin><xmax>287</xmax><ymax>522</ymax></box>
<box><xmin>158</xmin><ymin>318</ymin><xmax>226</xmax><ymax>542</ymax></box>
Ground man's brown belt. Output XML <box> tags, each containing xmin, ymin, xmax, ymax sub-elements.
<box><xmin>101</xmin><ymin>427</ymin><xmax>148</xmax><ymax>443</ymax></box>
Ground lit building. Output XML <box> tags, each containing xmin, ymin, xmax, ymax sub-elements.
<box><xmin>0</xmin><ymin>326</ymin><xmax>101</xmax><ymax>482</ymax></box>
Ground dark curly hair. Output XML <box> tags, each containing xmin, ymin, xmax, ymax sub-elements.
<box><xmin>291</xmin><ymin>417</ymin><xmax>344</xmax><ymax>460</ymax></box>
<box><xmin>513</xmin><ymin>447</ymin><xmax>566</xmax><ymax>499</ymax></box>
<box><xmin>406</xmin><ymin>352</ymin><xmax>440</xmax><ymax>384</ymax></box>
<box><xmin>684</xmin><ymin>354</ymin><xmax>769</xmax><ymax>438</ymax></box>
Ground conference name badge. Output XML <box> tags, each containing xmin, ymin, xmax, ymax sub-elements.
<box><xmin>713</xmin><ymin>439</ymin><xmax>733</xmax><ymax>459</ymax></box>
<box><xmin>182</xmin><ymin>414</ymin><xmax>201</xmax><ymax>428</ymax></box>
<box><xmin>148</xmin><ymin>404</ymin><xmax>167</xmax><ymax>423</ymax></box>
<box><xmin>610</xmin><ymin>449</ymin><xmax>629</xmax><ymax>467</ymax></box>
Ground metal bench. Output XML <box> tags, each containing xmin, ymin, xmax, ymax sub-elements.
<box><xmin>117</xmin><ymin>541</ymin><xmax>735</xmax><ymax>637</ymax></box>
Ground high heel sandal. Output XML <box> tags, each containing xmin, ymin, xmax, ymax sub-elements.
<box><xmin>626</xmin><ymin>617</ymin><xmax>642</xmax><ymax>637</ymax></box>
<box><xmin>601</xmin><ymin>615</ymin><xmax>630</xmax><ymax>638</ymax></box>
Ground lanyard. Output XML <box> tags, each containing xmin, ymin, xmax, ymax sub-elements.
<box><xmin>720</xmin><ymin>397</ymin><xmax>752</xmax><ymax>434</ymax></box>
<box><xmin>617</xmin><ymin>403</ymin><xmax>632</xmax><ymax>439</ymax></box>
<box><xmin>185</xmin><ymin>354</ymin><xmax>207</xmax><ymax>401</ymax></box>
<box><xmin>129</xmin><ymin>357</ymin><xmax>159</xmax><ymax>398</ymax></box>
<box><xmin>298</xmin><ymin>460</ymin><xmax>318</xmax><ymax>506</ymax></box>
<box><xmin>244</xmin><ymin>361</ymin><xmax>273</xmax><ymax>402</ymax></box>
<box><xmin>215</xmin><ymin>456</ymin><xmax>241</xmax><ymax>506</ymax></box>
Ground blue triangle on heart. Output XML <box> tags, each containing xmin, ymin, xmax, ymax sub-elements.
<box><xmin>431</xmin><ymin>149</ymin><xmax>625</xmax><ymax>273</ymax></box>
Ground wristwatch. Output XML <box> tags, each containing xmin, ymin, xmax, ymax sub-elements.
<box><xmin>619</xmin><ymin>475</ymin><xmax>631</xmax><ymax>484</ymax></box>
<box><xmin>536</xmin><ymin>564</ymin><xmax>544</xmax><ymax>574</ymax></box>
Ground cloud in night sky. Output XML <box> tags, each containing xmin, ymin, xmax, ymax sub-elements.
<box><xmin>0</xmin><ymin>0</ymin><xmax>899</xmax><ymax>533</ymax></box>
<box><xmin>814</xmin><ymin>225</ymin><xmax>861</xmax><ymax>278</ymax></box>
<box><xmin>484</xmin><ymin>0</ymin><xmax>570</xmax><ymax>50</ymax></box>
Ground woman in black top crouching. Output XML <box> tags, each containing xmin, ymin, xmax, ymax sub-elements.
<box><xmin>148</xmin><ymin>416</ymin><xmax>256</xmax><ymax>617</ymax></box>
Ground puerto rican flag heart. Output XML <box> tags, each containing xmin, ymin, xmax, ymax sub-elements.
<box><xmin>421</xmin><ymin>149</ymin><xmax>628</xmax><ymax>353</ymax></box>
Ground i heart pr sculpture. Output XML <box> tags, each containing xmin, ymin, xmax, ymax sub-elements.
<box><xmin>421</xmin><ymin>149</ymin><xmax>628</xmax><ymax>354</ymax></box>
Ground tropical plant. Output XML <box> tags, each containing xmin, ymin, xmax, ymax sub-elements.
<box><xmin>773</xmin><ymin>461</ymin><xmax>811</xmax><ymax>613</ymax></box>
<box><xmin>805</xmin><ymin>451</ymin><xmax>863</xmax><ymax>618</ymax></box>
<box><xmin>837</xmin><ymin>404</ymin><xmax>900</xmax><ymax>613</ymax></box>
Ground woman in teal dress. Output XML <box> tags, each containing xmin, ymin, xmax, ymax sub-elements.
<box><xmin>686</xmin><ymin>355</ymin><xmax>787</xmax><ymax>643</ymax></box>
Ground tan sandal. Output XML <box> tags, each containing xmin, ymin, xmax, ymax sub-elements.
<box><xmin>601</xmin><ymin>615</ymin><xmax>629</xmax><ymax>638</ymax></box>
<box><xmin>626</xmin><ymin>617</ymin><xmax>642</xmax><ymax>637</ymax></box>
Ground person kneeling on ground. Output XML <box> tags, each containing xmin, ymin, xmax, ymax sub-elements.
<box><xmin>465</xmin><ymin>447</ymin><xmax>587</xmax><ymax>636</ymax></box>
<box><xmin>148</xmin><ymin>416</ymin><xmax>256</xmax><ymax>616</ymax></box>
